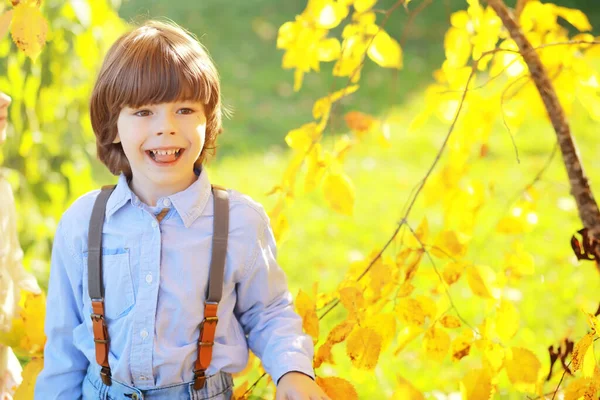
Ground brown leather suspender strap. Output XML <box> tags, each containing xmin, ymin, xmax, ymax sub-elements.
<box><xmin>88</xmin><ymin>184</ymin><xmax>229</xmax><ymax>390</ymax></box>
<box><xmin>88</xmin><ymin>184</ymin><xmax>117</xmax><ymax>386</ymax></box>
<box><xmin>194</xmin><ymin>184</ymin><xmax>229</xmax><ymax>390</ymax></box>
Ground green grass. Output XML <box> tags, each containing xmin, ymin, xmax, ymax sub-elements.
<box><xmin>205</xmin><ymin>94</ymin><xmax>600</xmax><ymax>398</ymax></box>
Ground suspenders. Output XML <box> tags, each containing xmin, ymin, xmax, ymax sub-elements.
<box><xmin>87</xmin><ymin>184</ymin><xmax>229</xmax><ymax>390</ymax></box>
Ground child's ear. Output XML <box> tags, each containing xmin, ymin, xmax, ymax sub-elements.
<box><xmin>112</xmin><ymin>132</ymin><xmax>121</xmax><ymax>144</ymax></box>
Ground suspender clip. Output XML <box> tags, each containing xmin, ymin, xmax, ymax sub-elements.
<box><xmin>100</xmin><ymin>366</ymin><xmax>112</xmax><ymax>386</ymax></box>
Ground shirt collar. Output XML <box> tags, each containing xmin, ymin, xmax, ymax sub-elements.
<box><xmin>105</xmin><ymin>166</ymin><xmax>213</xmax><ymax>228</ymax></box>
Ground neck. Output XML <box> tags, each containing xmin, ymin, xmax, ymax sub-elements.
<box><xmin>128</xmin><ymin>172</ymin><xmax>197</xmax><ymax>207</ymax></box>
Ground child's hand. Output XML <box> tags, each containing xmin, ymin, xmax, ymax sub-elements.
<box><xmin>275</xmin><ymin>372</ymin><xmax>331</xmax><ymax>400</ymax></box>
<box><xmin>0</xmin><ymin>92</ymin><xmax>11</xmax><ymax>146</ymax></box>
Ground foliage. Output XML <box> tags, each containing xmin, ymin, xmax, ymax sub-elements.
<box><xmin>225</xmin><ymin>0</ymin><xmax>600</xmax><ymax>398</ymax></box>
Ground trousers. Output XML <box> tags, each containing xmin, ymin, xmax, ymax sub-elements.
<box><xmin>82</xmin><ymin>365</ymin><xmax>234</xmax><ymax>400</ymax></box>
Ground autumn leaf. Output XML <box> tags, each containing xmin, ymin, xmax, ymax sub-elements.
<box><xmin>582</xmin><ymin>342</ymin><xmax>596</xmax><ymax>378</ymax></box>
<box><xmin>295</xmin><ymin>289</ymin><xmax>320</xmax><ymax>342</ymax></box>
<box><xmin>363</xmin><ymin>312</ymin><xmax>397</xmax><ymax>351</ymax></box>
<box><xmin>13</xmin><ymin>357</ymin><xmax>44</xmax><ymax>400</ymax></box>
<box><xmin>368</xmin><ymin>29</ymin><xmax>402</xmax><ymax>69</ymax></box>
<box><xmin>554</xmin><ymin>6</ymin><xmax>592</xmax><ymax>32</ymax></box>
<box><xmin>322</xmin><ymin>171</ymin><xmax>355</xmax><ymax>215</ymax></box>
<box><xmin>504</xmin><ymin>347</ymin><xmax>541</xmax><ymax>390</ymax></box>
<box><xmin>572</xmin><ymin>332</ymin><xmax>595</xmax><ymax>373</ymax></box>
<box><xmin>346</xmin><ymin>326</ymin><xmax>382</xmax><ymax>370</ymax></box>
<box><xmin>11</xmin><ymin>1</ymin><xmax>48</xmax><ymax>60</ymax></box>
<box><xmin>440</xmin><ymin>315</ymin><xmax>462</xmax><ymax>329</ymax></box>
<box><xmin>392</xmin><ymin>376</ymin><xmax>425</xmax><ymax>400</ymax></box>
<box><xmin>466</xmin><ymin>264</ymin><xmax>498</xmax><ymax>299</ymax></box>
<box><xmin>422</xmin><ymin>324</ymin><xmax>450</xmax><ymax>362</ymax></box>
<box><xmin>442</xmin><ymin>260</ymin><xmax>467</xmax><ymax>285</ymax></box>
<box><xmin>353</xmin><ymin>0</ymin><xmax>377</xmax><ymax>14</ymax></box>
<box><xmin>450</xmin><ymin>329</ymin><xmax>473</xmax><ymax>361</ymax></box>
<box><xmin>339</xmin><ymin>285</ymin><xmax>364</xmax><ymax>319</ymax></box>
<box><xmin>460</xmin><ymin>368</ymin><xmax>493</xmax><ymax>400</ymax></box>
<box><xmin>494</xmin><ymin>299</ymin><xmax>520</xmax><ymax>342</ymax></box>
<box><xmin>431</xmin><ymin>230</ymin><xmax>470</xmax><ymax>259</ymax></box>
<box><xmin>316</xmin><ymin>377</ymin><xmax>358</xmax><ymax>400</ymax></box>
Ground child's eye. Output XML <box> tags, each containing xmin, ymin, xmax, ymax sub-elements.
<box><xmin>134</xmin><ymin>110</ymin><xmax>152</xmax><ymax>117</ymax></box>
<box><xmin>177</xmin><ymin>108</ymin><xmax>195</xmax><ymax>115</ymax></box>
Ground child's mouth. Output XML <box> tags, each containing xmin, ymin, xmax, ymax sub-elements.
<box><xmin>146</xmin><ymin>148</ymin><xmax>184</xmax><ymax>165</ymax></box>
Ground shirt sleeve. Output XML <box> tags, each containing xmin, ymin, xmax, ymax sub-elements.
<box><xmin>233</xmin><ymin>210</ymin><xmax>315</xmax><ymax>386</ymax></box>
<box><xmin>34</xmin><ymin>220</ymin><xmax>88</xmax><ymax>399</ymax></box>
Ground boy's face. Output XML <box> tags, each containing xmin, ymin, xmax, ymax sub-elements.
<box><xmin>115</xmin><ymin>101</ymin><xmax>206</xmax><ymax>199</ymax></box>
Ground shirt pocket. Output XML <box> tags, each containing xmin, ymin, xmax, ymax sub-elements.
<box><xmin>82</xmin><ymin>248</ymin><xmax>135</xmax><ymax>320</ymax></box>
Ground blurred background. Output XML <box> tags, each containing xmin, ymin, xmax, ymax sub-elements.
<box><xmin>1</xmin><ymin>0</ymin><xmax>600</xmax><ymax>398</ymax></box>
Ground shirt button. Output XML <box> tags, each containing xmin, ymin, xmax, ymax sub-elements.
<box><xmin>151</xmin><ymin>220</ymin><xmax>158</xmax><ymax>228</ymax></box>
<box><xmin>163</xmin><ymin>198</ymin><xmax>171</xmax><ymax>207</ymax></box>
<box><xmin>140</xmin><ymin>329</ymin><xmax>148</xmax><ymax>339</ymax></box>
<box><xmin>145</xmin><ymin>274</ymin><xmax>153</xmax><ymax>284</ymax></box>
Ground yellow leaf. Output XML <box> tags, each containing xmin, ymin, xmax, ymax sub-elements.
<box><xmin>0</xmin><ymin>290</ymin><xmax>46</xmax><ymax>356</ymax></box>
<box><xmin>572</xmin><ymin>332</ymin><xmax>595</xmax><ymax>373</ymax></box>
<box><xmin>310</xmin><ymin>0</ymin><xmax>349</xmax><ymax>29</ymax></box>
<box><xmin>322</xmin><ymin>171</ymin><xmax>355</xmax><ymax>215</ymax></box>
<box><xmin>450</xmin><ymin>329</ymin><xmax>473</xmax><ymax>361</ymax></box>
<box><xmin>316</xmin><ymin>377</ymin><xmax>358</xmax><ymax>400</ymax></box>
<box><xmin>423</xmin><ymin>325</ymin><xmax>450</xmax><ymax>362</ymax></box>
<box><xmin>232</xmin><ymin>381</ymin><xmax>249</xmax><ymax>400</ymax></box>
<box><xmin>367</xmin><ymin>29</ymin><xmax>402</xmax><ymax>69</ymax></box>
<box><xmin>431</xmin><ymin>230</ymin><xmax>470</xmax><ymax>259</ymax></box>
<box><xmin>13</xmin><ymin>357</ymin><xmax>44</xmax><ymax>400</ymax></box>
<box><xmin>10</xmin><ymin>2</ymin><xmax>48</xmax><ymax>60</ymax></box>
<box><xmin>318</xmin><ymin>37</ymin><xmax>341</xmax><ymax>61</ymax></box>
<box><xmin>564</xmin><ymin>377</ymin><xmax>592</xmax><ymax>400</ymax></box>
<box><xmin>582</xmin><ymin>342</ymin><xmax>596</xmax><ymax>378</ymax></box>
<box><xmin>394</xmin><ymin>325</ymin><xmax>424</xmax><ymax>356</ymax></box>
<box><xmin>295</xmin><ymin>289</ymin><xmax>320</xmax><ymax>342</ymax></box>
<box><xmin>460</xmin><ymin>368</ymin><xmax>493</xmax><ymax>400</ymax></box>
<box><xmin>440</xmin><ymin>315</ymin><xmax>462</xmax><ymax>329</ymax></box>
<box><xmin>353</xmin><ymin>0</ymin><xmax>377</xmax><ymax>13</ymax></box>
<box><xmin>504</xmin><ymin>347</ymin><xmax>541</xmax><ymax>390</ymax></box>
<box><xmin>466</xmin><ymin>265</ymin><xmax>498</xmax><ymax>299</ymax></box>
<box><xmin>482</xmin><ymin>340</ymin><xmax>505</xmax><ymax>373</ymax></box>
<box><xmin>346</xmin><ymin>326</ymin><xmax>382</xmax><ymax>370</ymax></box>
<box><xmin>442</xmin><ymin>261</ymin><xmax>466</xmax><ymax>285</ymax></box>
<box><xmin>0</xmin><ymin>10</ymin><xmax>13</xmax><ymax>40</ymax></box>
<box><xmin>339</xmin><ymin>285</ymin><xmax>364</xmax><ymax>319</ymax></box>
<box><xmin>392</xmin><ymin>376</ymin><xmax>425</xmax><ymax>400</ymax></box>
<box><xmin>395</xmin><ymin>298</ymin><xmax>427</xmax><ymax>326</ymax></box>
<box><xmin>503</xmin><ymin>242</ymin><xmax>535</xmax><ymax>277</ymax></box>
<box><xmin>554</xmin><ymin>6</ymin><xmax>592</xmax><ymax>32</ymax></box>
<box><xmin>494</xmin><ymin>299</ymin><xmax>520</xmax><ymax>342</ymax></box>
<box><xmin>364</xmin><ymin>313</ymin><xmax>396</xmax><ymax>351</ymax></box>
<box><xmin>305</xmin><ymin>143</ymin><xmax>327</xmax><ymax>193</ymax></box>
<box><xmin>396</xmin><ymin>281</ymin><xmax>415</xmax><ymax>298</ymax></box>
<box><xmin>344</xmin><ymin>110</ymin><xmax>377</xmax><ymax>136</ymax></box>
<box><xmin>285</xmin><ymin>126</ymin><xmax>313</xmax><ymax>151</ymax></box>
<box><xmin>444</xmin><ymin>27</ymin><xmax>472</xmax><ymax>68</ymax></box>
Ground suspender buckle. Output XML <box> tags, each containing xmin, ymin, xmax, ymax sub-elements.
<box><xmin>198</xmin><ymin>341</ymin><xmax>214</xmax><ymax>347</ymax></box>
<box><xmin>199</xmin><ymin>316</ymin><xmax>218</xmax><ymax>330</ymax></box>
<box><xmin>100</xmin><ymin>366</ymin><xmax>112</xmax><ymax>386</ymax></box>
<box><xmin>91</xmin><ymin>313</ymin><xmax>104</xmax><ymax>321</ymax></box>
<box><xmin>193</xmin><ymin>369</ymin><xmax>206</xmax><ymax>390</ymax></box>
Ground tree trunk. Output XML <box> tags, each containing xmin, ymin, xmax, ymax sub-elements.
<box><xmin>486</xmin><ymin>0</ymin><xmax>600</xmax><ymax>262</ymax></box>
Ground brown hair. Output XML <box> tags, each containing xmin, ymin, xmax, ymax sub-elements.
<box><xmin>90</xmin><ymin>20</ymin><xmax>223</xmax><ymax>177</ymax></box>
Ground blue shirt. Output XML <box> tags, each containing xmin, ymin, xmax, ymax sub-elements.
<box><xmin>34</xmin><ymin>167</ymin><xmax>315</xmax><ymax>399</ymax></box>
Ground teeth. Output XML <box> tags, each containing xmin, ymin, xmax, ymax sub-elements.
<box><xmin>150</xmin><ymin>149</ymin><xmax>181</xmax><ymax>155</ymax></box>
